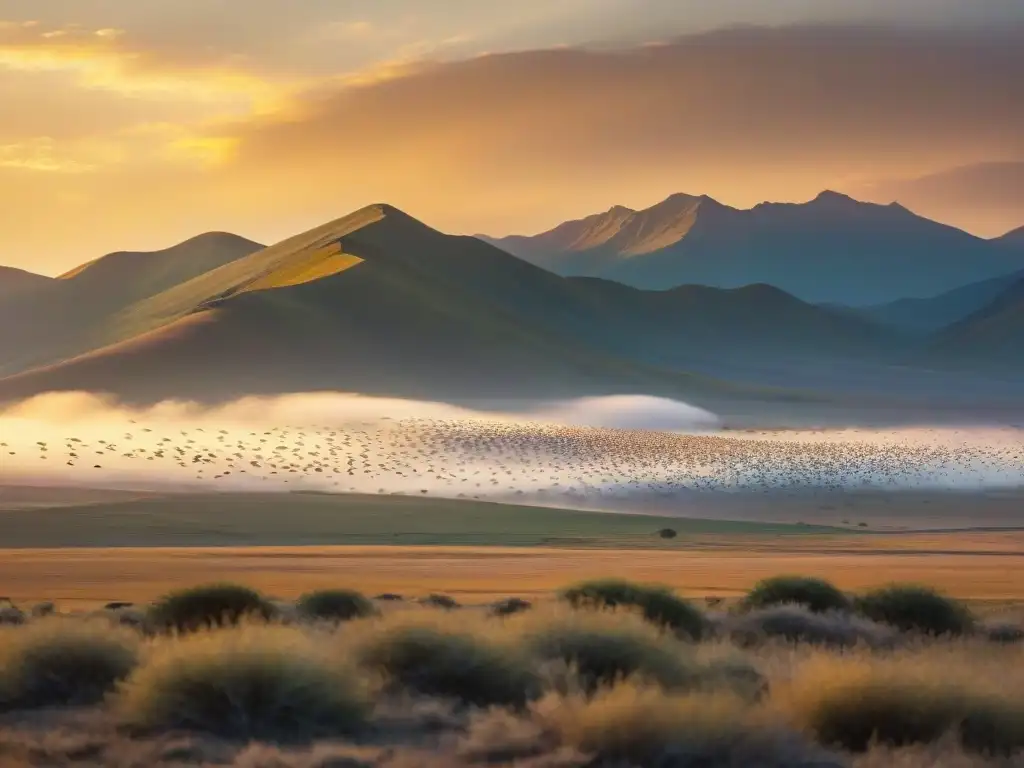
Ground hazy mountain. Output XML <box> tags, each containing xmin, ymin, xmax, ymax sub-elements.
<box><xmin>486</xmin><ymin>191</ymin><xmax>1024</xmax><ymax>305</ymax></box>
<box><xmin>0</xmin><ymin>232</ymin><xmax>265</xmax><ymax>376</ymax></box>
<box><xmin>997</xmin><ymin>225</ymin><xmax>1024</xmax><ymax>246</ymax></box>
<box><xmin>0</xmin><ymin>204</ymin><xmax>893</xmax><ymax>407</ymax></box>
<box><xmin>0</xmin><ymin>266</ymin><xmax>52</xmax><ymax>299</ymax></box>
<box><xmin>931</xmin><ymin>276</ymin><xmax>1024</xmax><ymax>364</ymax></box>
<box><xmin>857</xmin><ymin>269</ymin><xmax>1024</xmax><ymax>334</ymax></box>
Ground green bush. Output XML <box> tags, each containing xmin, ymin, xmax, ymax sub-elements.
<box><xmin>795</xmin><ymin>670</ymin><xmax>1024</xmax><ymax>754</ymax></box>
<box><xmin>491</xmin><ymin>598</ymin><xmax>532</xmax><ymax>617</ymax></box>
<box><xmin>357</xmin><ymin>622</ymin><xmax>539</xmax><ymax>707</ymax></box>
<box><xmin>148</xmin><ymin>583</ymin><xmax>276</xmax><ymax>633</ymax></box>
<box><xmin>518</xmin><ymin>612</ymin><xmax>700</xmax><ymax>693</ymax></box>
<box><xmin>0</xmin><ymin>619</ymin><xmax>138</xmax><ymax>710</ymax></box>
<box><xmin>116</xmin><ymin>627</ymin><xmax>368</xmax><ymax>742</ymax></box>
<box><xmin>296</xmin><ymin>589</ymin><xmax>376</xmax><ymax>623</ymax></box>
<box><xmin>855</xmin><ymin>584</ymin><xmax>974</xmax><ymax>636</ymax></box>
<box><xmin>741</xmin><ymin>575</ymin><xmax>850</xmax><ymax>614</ymax></box>
<box><xmin>559</xmin><ymin>579</ymin><xmax>705</xmax><ymax>640</ymax></box>
<box><xmin>419</xmin><ymin>594</ymin><xmax>460</xmax><ymax>610</ymax></box>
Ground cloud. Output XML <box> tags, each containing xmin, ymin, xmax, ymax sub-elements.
<box><xmin>2</xmin><ymin>23</ymin><xmax>1024</xmax><ymax>272</ymax></box>
<box><xmin>195</xmin><ymin>24</ymin><xmax>1024</xmax><ymax>237</ymax></box>
<box><xmin>852</xmin><ymin>162</ymin><xmax>1024</xmax><ymax>237</ymax></box>
<box><xmin>0</xmin><ymin>137</ymin><xmax>99</xmax><ymax>173</ymax></box>
<box><xmin>0</xmin><ymin>21</ymin><xmax>290</xmax><ymax>108</ymax></box>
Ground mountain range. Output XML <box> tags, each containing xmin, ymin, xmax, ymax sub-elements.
<box><xmin>1</xmin><ymin>196</ymin><xmax>1022</xmax><ymax>416</ymax></box>
<box><xmin>484</xmin><ymin>191</ymin><xmax>1024</xmax><ymax>306</ymax></box>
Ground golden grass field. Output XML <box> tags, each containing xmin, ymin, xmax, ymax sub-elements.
<box><xmin>1</xmin><ymin>484</ymin><xmax>1023</xmax><ymax>611</ymax></box>
<box><xmin>4</xmin><ymin>535</ymin><xmax>1024</xmax><ymax>611</ymax></box>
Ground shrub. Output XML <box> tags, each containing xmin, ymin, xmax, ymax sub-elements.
<box><xmin>741</xmin><ymin>575</ymin><xmax>850</xmax><ymax>614</ymax></box>
<box><xmin>0</xmin><ymin>619</ymin><xmax>139</xmax><ymax>710</ymax></box>
<box><xmin>787</xmin><ymin>658</ymin><xmax>1024</xmax><ymax>755</ymax></box>
<box><xmin>148</xmin><ymin>583</ymin><xmax>276</xmax><ymax>633</ymax></box>
<box><xmin>658</xmin><ymin>528</ymin><xmax>677</xmax><ymax>539</ymax></box>
<box><xmin>419</xmin><ymin>594</ymin><xmax>460</xmax><ymax>610</ymax></box>
<box><xmin>491</xmin><ymin>598</ymin><xmax>532</xmax><ymax>617</ymax></box>
<box><xmin>115</xmin><ymin>626</ymin><xmax>369</xmax><ymax>742</ymax></box>
<box><xmin>559</xmin><ymin>579</ymin><xmax>705</xmax><ymax>640</ymax></box>
<box><xmin>728</xmin><ymin>605</ymin><xmax>894</xmax><ymax>649</ymax></box>
<box><xmin>985</xmin><ymin>623</ymin><xmax>1024</xmax><ymax>644</ymax></box>
<box><xmin>0</xmin><ymin>605</ymin><xmax>25</xmax><ymax>626</ymax></box>
<box><xmin>515</xmin><ymin>610</ymin><xmax>702</xmax><ymax>693</ymax></box>
<box><xmin>296</xmin><ymin>589</ymin><xmax>376</xmax><ymax>623</ymax></box>
<box><xmin>354</xmin><ymin>617</ymin><xmax>539</xmax><ymax>707</ymax></box>
<box><xmin>534</xmin><ymin>684</ymin><xmax>843</xmax><ymax>767</ymax></box>
<box><xmin>855</xmin><ymin>585</ymin><xmax>974</xmax><ymax>636</ymax></box>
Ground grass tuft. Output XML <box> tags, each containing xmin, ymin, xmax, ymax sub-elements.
<box><xmin>742</xmin><ymin>575</ymin><xmax>851</xmax><ymax>614</ymax></box>
<box><xmin>352</xmin><ymin>614</ymin><xmax>539</xmax><ymax>707</ymax></box>
<box><xmin>855</xmin><ymin>584</ymin><xmax>974</xmax><ymax>636</ymax></box>
<box><xmin>115</xmin><ymin>625</ymin><xmax>369</xmax><ymax>742</ymax></box>
<box><xmin>536</xmin><ymin>683</ymin><xmax>843</xmax><ymax>767</ymax></box>
<box><xmin>0</xmin><ymin>618</ymin><xmax>138</xmax><ymax>710</ymax></box>
<box><xmin>787</xmin><ymin>657</ymin><xmax>1024</xmax><ymax>755</ymax></box>
<box><xmin>559</xmin><ymin>578</ymin><xmax>705</xmax><ymax>639</ymax></box>
<box><xmin>295</xmin><ymin>589</ymin><xmax>376</xmax><ymax>623</ymax></box>
<box><xmin>514</xmin><ymin>609</ymin><xmax>704</xmax><ymax>694</ymax></box>
<box><xmin>148</xmin><ymin>583</ymin><xmax>276</xmax><ymax>633</ymax></box>
<box><xmin>729</xmin><ymin>604</ymin><xmax>894</xmax><ymax>648</ymax></box>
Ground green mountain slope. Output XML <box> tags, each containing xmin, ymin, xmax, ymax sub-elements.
<box><xmin>0</xmin><ymin>232</ymin><xmax>264</xmax><ymax>376</ymax></box>
<box><xmin>0</xmin><ymin>204</ymin><xmax>864</xmax><ymax>406</ymax></box>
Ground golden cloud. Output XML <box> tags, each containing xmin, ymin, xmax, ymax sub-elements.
<box><xmin>0</xmin><ymin>22</ymin><xmax>288</xmax><ymax>109</ymax></box>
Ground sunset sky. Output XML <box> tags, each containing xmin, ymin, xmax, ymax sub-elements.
<box><xmin>2</xmin><ymin>0</ymin><xmax>1023</xmax><ymax>274</ymax></box>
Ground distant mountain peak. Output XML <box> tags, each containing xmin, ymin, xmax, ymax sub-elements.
<box><xmin>812</xmin><ymin>189</ymin><xmax>858</xmax><ymax>204</ymax></box>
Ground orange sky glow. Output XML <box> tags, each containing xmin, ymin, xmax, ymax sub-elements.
<box><xmin>0</xmin><ymin>1</ymin><xmax>1022</xmax><ymax>274</ymax></box>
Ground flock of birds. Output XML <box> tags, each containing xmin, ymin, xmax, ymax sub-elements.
<box><xmin>1</xmin><ymin>414</ymin><xmax>1022</xmax><ymax>499</ymax></box>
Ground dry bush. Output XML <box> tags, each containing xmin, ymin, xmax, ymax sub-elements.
<box><xmin>983</xmin><ymin>623</ymin><xmax>1024</xmax><ymax>645</ymax></box>
<box><xmin>0</xmin><ymin>605</ymin><xmax>25</xmax><ymax>626</ymax></box>
<box><xmin>348</xmin><ymin>612</ymin><xmax>540</xmax><ymax>707</ymax></box>
<box><xmin>148</xmin><ymin>583</ymin><xmax>277</xmax><ymax>633</ymax></box>
<box><xmin>559</xmin><ymin>579</ymin><xmax>705</xmax><ymax>639</ymax></box>
<box><xmin>115</xmin><ymin>625</ymin><xmax>370</xmax><ymax>742</ymax></box>
<box><xmin>742</xmin><ymin>575</ymin><xmax>852</xmax><ymax>614</ymax></box>
<box><xmin>490</xmin><ymin>597</ymin><xmax>533</xmax><ymax>617</ymax></box>
<box><xmin>728</xmin><ymin>604</ymin><xmax>895</xmax><ymax>649</ymax></box>
<box><xmin>510</xmin><ymin>608</ymin><xmax>764</xmax><ymax>698</ymax></box>
<box><xmin>295</xmin><ymin>589</ymin><xmax>376</xmax><ymax>623</ymax></box>
<box><xmin>855</xmin><ymin>585</ymin><xmax>974</xmax><ymax>637</ymax></box>
<box><xmin>0</xmin><ymin>618</ymin><xmax>139</xmax><ymax>710</ymax></box>
<box><xmin>419</xmin><ymin>594</ymin><xmax>460</xmax><ymax>610</ymax></box>
<box><xmin>532</xmin><ymin>683</ymin><xmax>844</xmax><ymax>767</ymax></box>
<box><xmin>784</xmin><ymin>653</ymin><xmax>1024</xmax><ymax>755</ymax></box>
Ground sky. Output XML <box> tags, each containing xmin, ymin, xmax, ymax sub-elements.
<box><xmin>1</xmin><ymin>0</ymin><xmax>1023</xmax><ymax>274</ymax></box>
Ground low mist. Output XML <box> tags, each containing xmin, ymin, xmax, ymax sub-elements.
<box><xmin>0</xmin><ymin>392</ymin><xmax>1021</xmax><ymax>500</ymax></box>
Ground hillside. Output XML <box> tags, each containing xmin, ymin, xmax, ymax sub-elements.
<box><xmin>0</xmin><ymin>266</ymin><xmax>52</xmax><ymax>299</ymax></box>
<box><xmin>0</xmin><ymin>232</ymin><xmax>264</xmax><ymax>376</ymax></box>
<box><xmin>931</xmin><ymin>276</ymin><xmax>1024</xmax><ymax>364</ymax></box>
<box><xmin>0</xmin><ymin>204</ymin><xmax>891</xmax><ymax>407</ymax></box>
<box><xmin>857</xmin><ymin>269</ymin><xmax>1024</xmax><ymax>334</ymax></box>
<box><xmin>487</xmin><ymin>191</ymin><xmax>1024</xmax><ymax>305</ymax></box>
<box><xmin>996</xmin><ymin>225</ymin><xmax>1024</xmax><ymax>246</ymax></box>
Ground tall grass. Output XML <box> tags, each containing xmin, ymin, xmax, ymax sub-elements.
<box><xmin>0</xmin><ymin>618</ymin><xmax>139</xmax><ymax>710</ymax></box>
<box><xmin>346</xmin><ymin>611</ymin><xmax>540</xmax><ymax>707</ymax></box>
<box><xmin>115</xmin><ymin>625</ymin><xmax>369</xmax><ymax>742</ymax></box>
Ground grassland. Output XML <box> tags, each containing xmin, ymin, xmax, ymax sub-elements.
<box><xmin>0</xmin><ymin>490</ymin><xmax>845</xmax><ymax>549</ymax></box>
<box><xmin>0</xmin><ymin>576</ymin><xmax>1022</xmax><ymax>767</ymax></box>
